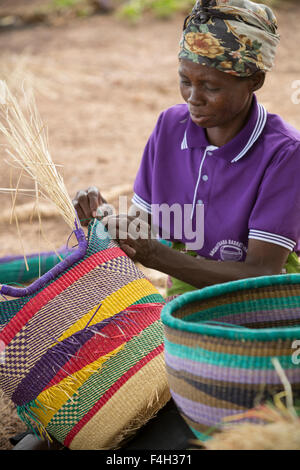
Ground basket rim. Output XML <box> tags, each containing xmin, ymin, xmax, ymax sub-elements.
<box><xmin>161</xmin><ymin>274</ymin><xmax>300</xmax><ymax>341</ymax></box>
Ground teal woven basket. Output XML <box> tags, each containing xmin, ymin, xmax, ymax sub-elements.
<box><xmin>161</xmin><ymin>274</ymin><xmax>300</xmax><ymax>441</ymax></box>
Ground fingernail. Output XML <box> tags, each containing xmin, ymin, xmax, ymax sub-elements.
<box><xmin>92</xmin><ymin>211</ymin><xmax>96</xmax><ymax>218</ymax></box>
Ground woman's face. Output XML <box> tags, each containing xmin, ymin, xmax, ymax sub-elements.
<box><xmin>179</xmin><ymin>58</ymin><xmax>261</xmax><ymax>129</ymax></box>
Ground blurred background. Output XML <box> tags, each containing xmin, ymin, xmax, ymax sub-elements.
<box><xmin>0</xmin><ymin>0</ymin><xmax>299</xmax><ymax>449</ymax></box>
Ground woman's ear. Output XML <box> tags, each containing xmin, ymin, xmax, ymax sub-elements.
<box><xmin>249</xmin><ymin>71</ymin><xmax>266</xmax><ymax>92</ymax></box>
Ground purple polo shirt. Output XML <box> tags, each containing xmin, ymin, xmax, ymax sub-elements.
<box><xmin>132</xmin><ymin>95</ymin><xmax>300</xmax><ymax>262</ymax></box>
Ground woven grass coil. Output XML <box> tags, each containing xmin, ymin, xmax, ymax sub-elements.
<box><xmin>161</xmin><ymin>275</ymin><xmax>300</xmax><ymax>441</ymax></box>
<box><xmin>0</xmin><ymin>220</ymin><xmax>170</xmax><ymax>449</ymax></box>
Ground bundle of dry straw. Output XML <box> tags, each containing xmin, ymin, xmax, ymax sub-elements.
<box><xmin>196</xmin><ymin>401</ymin><xmax>300</xmax><ymax>450</ymax></box>
<box><xmin>0</xmin><ymin>81</ymin><xmax>78</xmax><ymax>231</ymax></box>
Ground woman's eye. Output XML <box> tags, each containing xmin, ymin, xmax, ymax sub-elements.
<box><xmin>181</xmin><ymin>80</ymin><xmax>191</xmax><ymax>86</ymax></box>
<box><xmin>205</xmin><ymin>85</ymin><xmax>220</xmax><ymax>92</ymax></box>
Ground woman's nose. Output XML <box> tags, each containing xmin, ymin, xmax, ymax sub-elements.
<box><xmin>188</xmin><ymin>86</ymin><xmax>206</xmax><ymax>106</ymax></box>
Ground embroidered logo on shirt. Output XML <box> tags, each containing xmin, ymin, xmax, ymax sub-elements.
<box><xmin>210</xmin><ymin>239</ymin><xmax>248</xmax><ymax>261</ymax></box>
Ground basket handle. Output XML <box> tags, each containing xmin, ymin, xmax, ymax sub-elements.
<box><xmin>0</xmin><ymin>223</ymin><xmax>88</xmax><ymax>298</ymax></box>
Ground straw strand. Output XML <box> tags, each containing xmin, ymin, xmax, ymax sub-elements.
<box><xmin>0</xmin><ymin>81</ymin><xmax>78</xmax><ymax>230</ymax></box>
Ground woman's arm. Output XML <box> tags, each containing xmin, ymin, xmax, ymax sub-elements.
<box><xmin>143</xmin><ymin>238</ymin><xmax>290</xmax><ymax>288</ymax></box>
<box><xmin>72</xmin><ymin>189</ymin><xmax>291</xmax><ymax>288</ymax></box>
<box><xmin>101</xmin><ymin>207</ymin><xmax>291</xmax><ymax>288</ymax></box>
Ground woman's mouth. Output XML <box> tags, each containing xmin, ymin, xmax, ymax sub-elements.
<box><xmin>190</xmin><ymin>112</ymin><xmax>211</xmax><ymax>124</ymax></box>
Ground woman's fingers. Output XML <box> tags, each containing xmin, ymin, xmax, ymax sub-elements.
<box><xmin>87</xmin><ymin>187</ymin><xmax>102</xmax><ymax>218</ymax></box>
<box><xmin>73</xmin><ymin>191</ymin><xmax>90</xmax><ymax>226</ymax></box>
<box><xmin>72</xmin><ymin>199</ymin><xmax>88</xmax><ymax>225</ymax></box>
<box><xmin>119</xmin><ymin>242</ymin><xmax>137</xmax><ymax>259</ymax></box>
<box><xmin>73</xmin><ymin>187</ymin><xmax>107</xmax><ymax>226</ymax></box>
<box><xmin>100</xmin><ymin>215</ymin><xmax>154</xmax><ymax>265</ymax></box>
<box><xmin>101</xmin><ymin>214</ymin><xmax>129</xmax><ymax>240</ymax></box>
<box><xmin>101</xmin><ymin>214</ymin><xmax>151</xmax><ymax>242</ymax></box>
<box><xmin>96</xmin><ymin>203</ymin><xmax>115</xmax><ymax>219</ymax></box>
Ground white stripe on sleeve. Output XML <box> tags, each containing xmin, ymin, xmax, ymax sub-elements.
<box><xmin>249</xmin><ymin>229</ymin><xmax>296</xmax><ymax>251</ymax></box>
<box><xmin>132</xmin><ymin>193</ymin><xmax>152</xmax><ymax>214</ymax></box>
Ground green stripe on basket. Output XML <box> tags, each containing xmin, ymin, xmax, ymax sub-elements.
<box><xmin>164</xmin><ymin>339</ymin><xmax>298</xmax><ymax>370</ymax></box>
<box><xmin>161</xmin><ymin>277</ymin><xmax>300</xmax><ymax>341</ymax></box>
<box><xmin>184</xmin><ymin>296</ymin><xmax>300</xmax><ymax>323</ymax></box>
<box><xmin>0</xmin><ymin>252</ymin><xmax>70</xmax><ymax>285</ymax></box>
<box><xmin>190</xmin><ymin>426</ymin><xmax>212</xmax><ymax>442</ymax></box>
<box><xmin>0</xmin><ymin>297</ymin><xmax>30</xmax><ymax>326</ymax></box>
<box><xmin>194</xmin><ymin>273</ymin><xmax>300</xmax><ymax>297</ymax></box>
<box><xmin>132</xmin><ymin>293</ymin><xmax>165</xmax><ymax>305</ymax></box>
<box><xmin>46</xmin><ymin>319</ymin><xmax>164</xmax><ymax>441</ymax></box>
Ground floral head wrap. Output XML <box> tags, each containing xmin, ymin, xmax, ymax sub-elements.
<box><xmin>179</xmin><ymin>0</ymin><xmax>280</xmax><ymax>77</ymax></box>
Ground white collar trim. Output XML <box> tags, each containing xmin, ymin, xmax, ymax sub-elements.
<box><xmin>231</xmin><ymin>104</ymin><xmax>267</xmax><ymax>163</ymax></box>
<box><xmin>181</xmin><ymin>103</ymin><xmax>267</xmax><ymax>161</ymax></box>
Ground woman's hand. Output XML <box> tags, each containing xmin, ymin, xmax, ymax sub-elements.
<box><xmin>102</xmin><ymin>214</ymin><xmax>158</xmax><ymax>267</ymax></box>
<box><xmin>72</xmin><ymin>188</ymin><xmax>156</xmax><ymax>266</ymax></box>
<box><xmin>73</xmin><ymin>186</ymin><xmax>107</xmax><ymax>226</ymax></box>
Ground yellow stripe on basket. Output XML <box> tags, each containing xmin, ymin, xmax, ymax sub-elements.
<box><xmin>33</xmin><ymin>343</ymin><xmax>125</xmax><ymax>427</ymax></box>
<box><xmin>57</xmin><ymin>278</ymin><xmax>158</xmax><ymax>343</ymax></box>
<box><xmin>69</xmin><ymin>352</ymin><xmax>171</xmax><ymax>450</ymax></box>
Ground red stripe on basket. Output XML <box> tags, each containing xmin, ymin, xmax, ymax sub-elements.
<box><xmin>64</xmin><ymin>343</ymin><xmax>164</xmax><ymax>448</ymax></box>
<box><xmin>45</xmin><ymin>305</ymin><xmax>163</xmax><ymax>389</ymax></box>
<box><xmin>0</xmin><ymin>247</ymin><xmax>126</xmax><ymax>346</ymax></box>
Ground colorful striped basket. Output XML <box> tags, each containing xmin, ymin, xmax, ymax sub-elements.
<box><xmin>0</xmin><ymin>219</ymin><xmax>170</xmax><ymax>449</ymax></box>
<box><xmin>161</xmin><ymin>275</ymin><xmax>300</xmax><ymax>441</ymax></box>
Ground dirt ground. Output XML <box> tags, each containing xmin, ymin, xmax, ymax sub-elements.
<box><xmin>0</xmin><ymin>2</ymin><xmax>299</xmax><ymax>450</ymax></box>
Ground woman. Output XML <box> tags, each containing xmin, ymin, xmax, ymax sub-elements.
<box><xmin>74</xmin><ymin>0</ymin><xmax>300</xmax><ymax>299</ymax></box>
